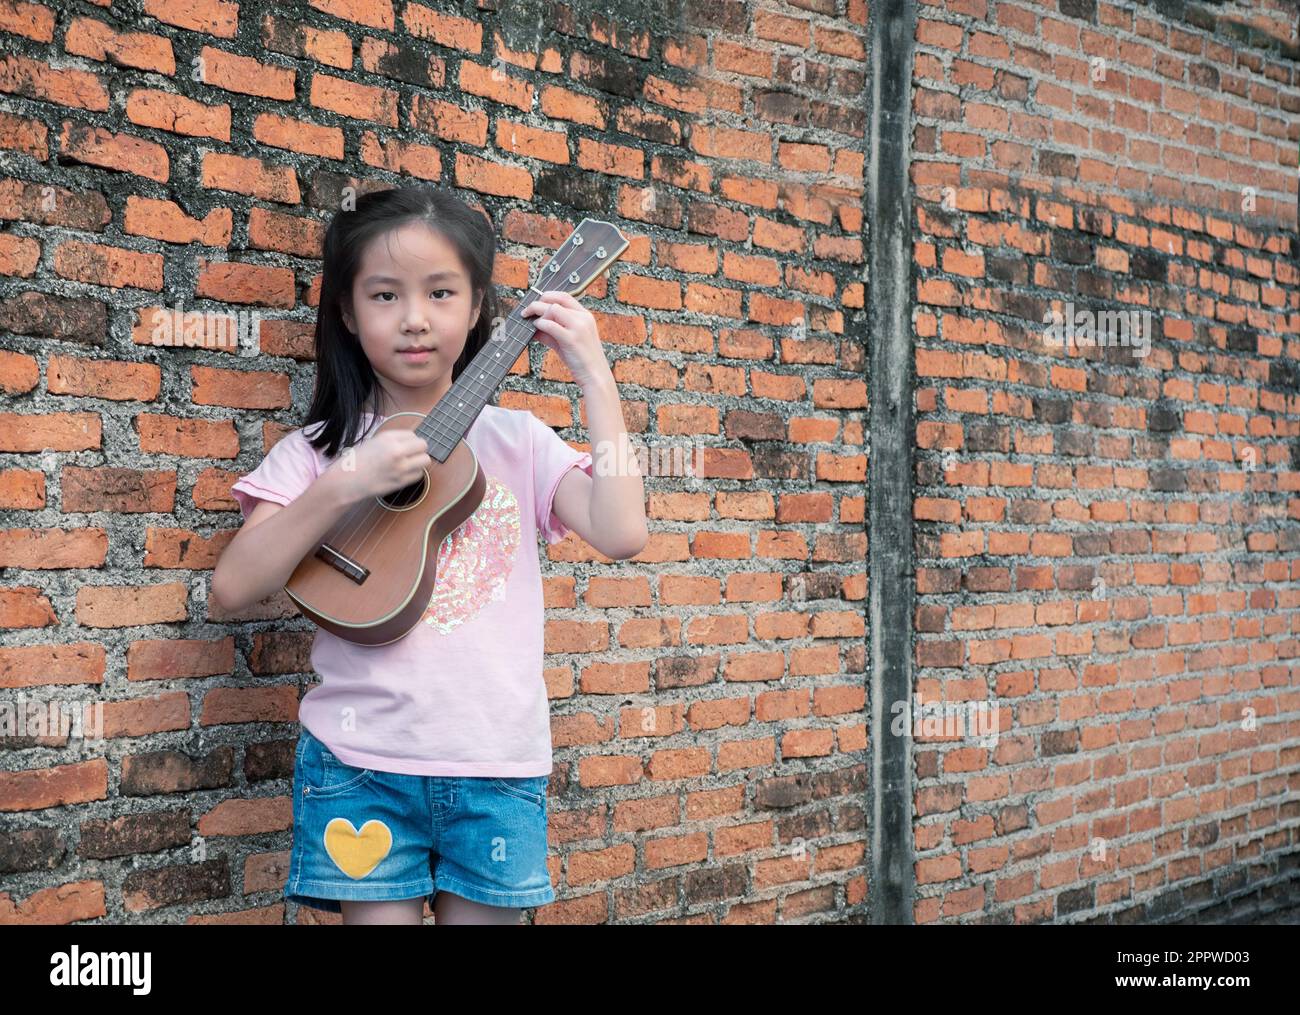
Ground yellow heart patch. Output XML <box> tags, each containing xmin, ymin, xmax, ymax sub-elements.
<box><xmin>323</xmin><ymin>817</ymin><xmax>392</xmax><ymax>879</ymax></box>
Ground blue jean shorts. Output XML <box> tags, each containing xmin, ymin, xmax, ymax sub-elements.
<box><xmin>286</xmin><ymin>725</ymin><xmax>554</xmax><ymax>913</ymax></box>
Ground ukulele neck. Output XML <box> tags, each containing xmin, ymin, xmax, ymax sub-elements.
<box><xmin>413</xmin><ymin>290</ymin><xmax>548</xmax><ymax>463</ymax></box>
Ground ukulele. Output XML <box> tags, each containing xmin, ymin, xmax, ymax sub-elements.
<box><xmin>283</xmin><ymin>218</ymin><xmax>629</xmax><ymax>646</ymax></box>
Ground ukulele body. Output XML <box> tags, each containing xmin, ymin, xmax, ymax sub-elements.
<box><xmin>282</xmin><ymin>411</ymin><xmax>486</xmax><ymax>646</ymax></box>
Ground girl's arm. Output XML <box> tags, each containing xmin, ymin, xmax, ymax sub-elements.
<box><xmin>523</xmin><ymin>290</ymin><xmax>649</xmax><ymax>560</ymax></box>
<box><xmin>211</xmin><ymin>467</ymin><xmax>358</xmax><ymax>613</ymax></box>
<box><xmin>551</xmin><ymin>374</ymin><xmax>649</xmax><ymax>559</ymax></box>
<box><xmin>214</xmin><ymin>427</ymin><xmax>432</xmax><ymax>612</ymax></box>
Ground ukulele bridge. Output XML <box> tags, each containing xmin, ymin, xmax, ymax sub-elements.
<box><xmin>314</xmin><ymin>543</ymin><xmax>369</xmax><ymax>584</ymax></box>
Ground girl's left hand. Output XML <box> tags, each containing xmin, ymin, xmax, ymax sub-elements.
<box><xmin>520</xmin><ymin>290</ymin><xmax>611</xmax><ymax>389</ymax></box>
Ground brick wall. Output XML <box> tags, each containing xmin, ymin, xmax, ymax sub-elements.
<box><xmin>910</xmin><ymin>0</ymin><xmax>1299</xmax><ymax>922</ymax></box>
<box><xmin>1</xmin><ymin>0</ymin><xmax>1296</xmax><ymax>927</ymax></box>
<box><xmin>0</xmin><ymin>0</ymin><xmax>869</xmax><ymax>924</ymax></box>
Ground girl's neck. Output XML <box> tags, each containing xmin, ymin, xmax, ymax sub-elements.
<box><xmin>368</xmin><ymin>379</ymin><xmax>453</xmax><ymax>418</ymax></box>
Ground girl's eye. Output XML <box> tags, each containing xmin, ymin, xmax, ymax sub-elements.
<box><xmin>431</xmin><ymin>289</ymin><xmax>451</xmax><ymax>299</ymax></box>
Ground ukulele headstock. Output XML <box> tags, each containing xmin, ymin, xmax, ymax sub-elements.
<box><xmin>535</xmin><ymin>218</ymin><xmax>630</xmax><ymax>297</ymax></box>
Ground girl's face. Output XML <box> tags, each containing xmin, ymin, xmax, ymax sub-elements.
<box><xmin>341</xmin><ymin>221</ymin><xmax>482</xmax><ymax>416</ymax></box>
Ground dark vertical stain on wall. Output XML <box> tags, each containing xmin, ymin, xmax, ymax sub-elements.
<box><xmin>867</xmin><ymin>0</ymin><xmax>918</xmax><ymax>925</ymax></box>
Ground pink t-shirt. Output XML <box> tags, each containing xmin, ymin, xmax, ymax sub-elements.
<box><xmin>228</xmin><ymin>403</ymin><xmax>593</xmax><ymax>777</ymax></box>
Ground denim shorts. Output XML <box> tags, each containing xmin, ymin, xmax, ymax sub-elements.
<box><xmin>286</xmin><ymin>724</ymin><xmax>554</xmax><ymax>913</ymax></box>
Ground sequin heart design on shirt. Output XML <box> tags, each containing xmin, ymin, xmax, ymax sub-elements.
<box><xmin>323</xmin><ymin>817</ymin><xmax>392</xmax><ymax>879</ymax></box>
<box><xmin>422</xmin><ymin>474</ymin><xmax>520</xmax><ymax>635</ymax></box>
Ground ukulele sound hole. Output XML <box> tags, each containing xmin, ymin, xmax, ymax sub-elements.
<box><xmin>380</xmin><ymin>473</ymin><xmax>427</xmax><ymax>509</ymax></box>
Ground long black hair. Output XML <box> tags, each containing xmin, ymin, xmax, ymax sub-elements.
<box><xmin>302</xmin><ymin>185</ymin><xmax>501</xmax><ymax>458</ymax></box>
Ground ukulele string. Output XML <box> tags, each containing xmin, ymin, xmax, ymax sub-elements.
<box><xmin>320</xmin><ymin>239</ymin><xmax>611</xmax><ymax>573</ymax></box>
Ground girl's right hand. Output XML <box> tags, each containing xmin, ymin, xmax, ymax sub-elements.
<box><xmin>329</xmin><ymin>428</ymin><xmax>433</xmax><ymax>501</ymax></box>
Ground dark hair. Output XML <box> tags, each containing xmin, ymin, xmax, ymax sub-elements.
<box><xmin>302</xmin><ymin>184</ymin><xmax>501</xmax><ymax>458</ymax></box>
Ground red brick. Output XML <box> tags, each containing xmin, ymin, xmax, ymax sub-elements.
<box><xmin>136</xmin><ymin>415</ymin><xmax>239</xmax><ymax>458</ymax></box>
<box><xmin>309</xmin><ymin>73</ymin><xmax>398</xmax><ymax>126</ymax></box>
<box><xmin>0</xmin><ymin>413</ymin><xmax>100</xmax><ymax>452</ymax></box>
<box><xmin>251</xmin><ymin>112</ymin><xmax>343</xmax><ymax>159</ymax></box>
<box><xmin>125</xmin><ymin>88</ymin><xmax>230</xmax><ymax>141</ymax></box>
<box><xmin>76</xmin><ymin>582</ymin><xmax>188</xmax><ymax>627</ymax></box>
<box><xmin>191</xmin><ymin>365</ymin><xmax>291</xmax><ymax>409</ymax></box>
<box><xmin>61</xmin><ymin>467</ymin><xmax>175</xmax><ymax>513</ymax></box>
<box><xmin>0</xmin><ymin>642</ymin><xmax>105</xmax><ymax>688</ymax></box>
<box><xmin>46</xmin><ymin>356</ymin><xmax>161</xmax><ymax>401</ymax></box>
<box><xmin>0</xmin><ymin>350</ymin><xmax>38</xmax><ymax>394</ymax></box>
<box><xmin>194</xmin><ymin>260</ymin><xmax>296</xmax><ymax>308</ymax></box>
<box><xmin>142</xmin><ymin>0</ymin><xmax>237</xmax><ymax>38</ymax></box>
<box><xmin>0</xmin><ymin>54</ymin><xmax>108</xmax><ymax>111</ymax></box>
<box><xmin>123</xmin><ymin>196</ymin><xmax>232</xmax><ymax>246</ymax></box>
<box><xmin>0</xmin><ymin>232</ymin><xmax>39</xmax><ymax>276</ymax></box>
<box><xmin>128</xmin><ymin>638</ymin><xmax>235</xmax><ymax>680</ymax></box>
<box><xmin>58</xmin><ymin>122</ymin><xmax>167</xmax><ymax>181</ymax></box>
<box><xmin>0</xmin><ymin>587</ymin><xmax>58</xmax><ymax>628</ymax></box>
<box><xmin>201</xmin><ymin>152</ymin><xmax>300</xmax><ymax>203</ymax></box>
<box><xmin>0</xmin><ymin>108</ymin><xmax>48</xmax><ymax>157</ymax></box>
<box><xmin>401</xmin><ymin>3</ymin><xmax>480</xmax><ymax>49</ymax></box>
<box><xmin>198</xmin><ymin>45</ymin><xmax>295</xmax><ymax>99</ymax></box>
<box><xmin>64</xmin><ymin>17</ymin><xmax>176</xmax><ymax>74</ymax></box>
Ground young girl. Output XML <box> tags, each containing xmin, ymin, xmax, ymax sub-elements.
<box><xmin>211</xmin><ymin>185</ymin><xmax>648</xmax><ymax>925</ymax></box>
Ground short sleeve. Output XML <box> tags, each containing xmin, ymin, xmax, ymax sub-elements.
<box><xmin>528</xmin><ymin>412</ymin><xmax>593</xmax><ymax>544</ymax></box>
<box><xmin>229</xmin><ymin>428</ymin><xmax>322</xmax><ymax>521</ymax></box>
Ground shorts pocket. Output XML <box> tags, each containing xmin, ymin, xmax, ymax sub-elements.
<box><xmin>300</xmin><ymin>729</ymin><xmax>377</xmax><ymax>799</ymax></box>
<box><xmin>489</xmin><ymin>775</ymin><xmax>548</xmax><ymax>807</ymax></box>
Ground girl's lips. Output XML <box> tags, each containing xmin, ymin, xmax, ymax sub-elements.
<box><xmin>399</xmin><ymin>349</ymin><xmax>433</xmax><ymax>362</ymax></box>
